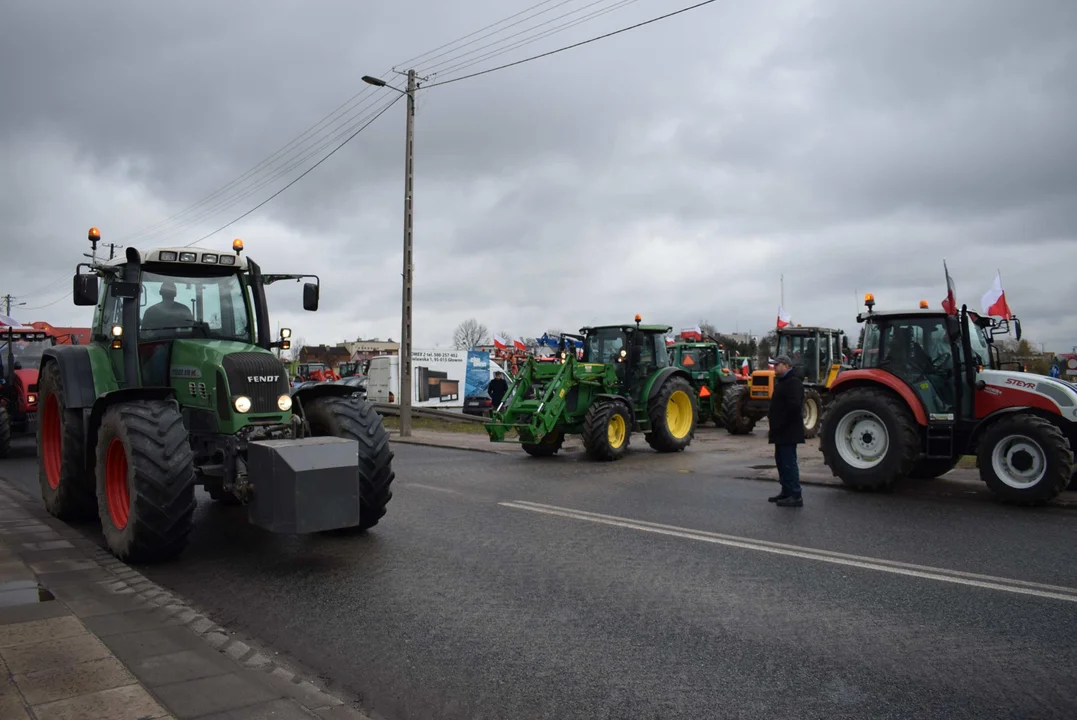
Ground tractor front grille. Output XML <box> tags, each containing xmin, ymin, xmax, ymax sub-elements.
<box><xmin>221</xmin><ymin>352</ymin><xmax>290</xmax><ymax>414</ymax></box>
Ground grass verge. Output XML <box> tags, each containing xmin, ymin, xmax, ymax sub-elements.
<box><xmin>380</xmin><ymin>416</ymin><xmax>490</xmax><ymax>435</ymax></box>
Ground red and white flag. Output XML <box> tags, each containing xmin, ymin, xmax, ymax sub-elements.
<box><xmin>741</xmin><ymin>357</ymin><xmax>750</xmax><ymax>377</ymax></box>
<box><xmin>680</xmin><ymin>326</ymin><xmax>702</xmax><ymax>341</ymax></box>
<box><xmin>776</xmin><ymin>305</ymin><xmax>791</xmax><ymax>329</ymax></box>
<box><xmin>941</xmin><ymin>260</ymin><xmax>958</xmax><ymax>316</ymax></box>
<box><xmin>512</xmin><ymin>336</ymin><xmax>527</xmax><ymax>351</ymax></box>
<box><xmin>492</xmin><ymin>335</ymin><xmax>507</xmax><ymax>350</ymax></box>
<box><xmin>980</xmin><ymin>270</ymin><xmax>1013</xmax><ymax>319</ymax></box>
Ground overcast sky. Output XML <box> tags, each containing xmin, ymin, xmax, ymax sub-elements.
<box><xmin>3</xmin><ymin>0</ymin><xmax>1075</xmax><ymax>352</ymax></box>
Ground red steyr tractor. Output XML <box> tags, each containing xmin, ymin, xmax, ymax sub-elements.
<box><xmin>819</xmin><ymin>294</ymin><xmax>1076</xmax><ymax>505</ymax></box>
<box><xmin>0</xmin><ymin>327</ymin><xmax>56</xmax><ymax>457</ymax></box>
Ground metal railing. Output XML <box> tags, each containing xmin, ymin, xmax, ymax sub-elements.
<box><xmin>369</xmin><ymin>403</ymin><xmax>488</xmax><ymax>424</ymax></box>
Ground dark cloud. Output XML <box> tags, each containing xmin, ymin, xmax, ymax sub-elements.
<box><xmin>1</xmin><ymin>0</ymin><xmax>1075</xmax><ymax>353</ymax></box>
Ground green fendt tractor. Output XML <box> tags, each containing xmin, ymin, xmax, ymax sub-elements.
<box><xmin>36</xmin><ymin>229</ymin><xmax>394</xmax><ymax>562</ymax></box>
<box><xmin>666</xmin><ymin>335</ymin><xmax>742</xmax><ymax>428</ymax></box>
<box><xmin>485</xmin><ymin>316</ymin><xmax>697</xmax><ymax>460</ymax></box>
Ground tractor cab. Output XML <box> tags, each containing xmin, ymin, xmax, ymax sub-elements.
<box><xmin>580</xmin><ymin>317</ymin><xmax>672</xmax><ymax>401</ymax></box>
<box><xmin>773</xmin><ymin>325</ymin><xmax>851</xmax><ymax>388</ymax></box>
<box><xmin>0</xmin><ymin>326</ymin><xmax>54</xmax><ymax>450</ymax></box>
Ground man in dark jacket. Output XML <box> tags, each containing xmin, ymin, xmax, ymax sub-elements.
<box><xmin>767</xmin><ymin>355</ymin><xmax>805</xmax><ymax>507</ymax></box>
<box><xmin>487</xmin><ymin>371</ymin><xmax>509</xmax><ymax>411</ymax></box>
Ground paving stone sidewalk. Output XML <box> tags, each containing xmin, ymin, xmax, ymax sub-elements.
<box><xmin>0</xmin><ymin>479</ymin><xmax>370</xmax><ymax>720</ymax></box>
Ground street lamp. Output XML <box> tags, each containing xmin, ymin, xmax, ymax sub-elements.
<box><xmin>364</xmin><ymin>70</ymin><xmax>417</xmax><ymax>437</ymax></box>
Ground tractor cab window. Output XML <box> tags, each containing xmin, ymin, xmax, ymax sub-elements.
<box><xmin>583</xmin><ymin>329</ymin><xmax>627</xmax><ymax>365</ymax></box>
<box><xmin>139</xmin><ymin>270</ymin><xmax>252</xmax><ymax>342</ymax></box>
<box><xmin>779</xmin><ymin>334</ymin><xmax>819</xmax><ymax>382</ymax></box>
<box><xmin>872</xmin><ymin>317</ymin><xmax>956</xmax><ymax>415</ymax></box>
<box><xmin>652</xmin><ymin>335</ymin><xmax>671</xmax><ymax>368</ymax></box>
<box><xmin>1</xmin><ymin>336</ymin><xmax>52</xmax><ymax>370</ymax></box>
<box><xmin>964</xmin><ymin>323</ymin><xmax>991</xmax><ymax>369</ymax></box>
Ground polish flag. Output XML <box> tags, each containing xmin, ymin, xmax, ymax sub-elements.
<box><xmin>980</xmin><ymin>271</ymin><xmax>1013</xmax><ymax>320</ymax></box>
<box><xmin>513</xmin><ymin>336</ymin><xmax>527</xmax><ymax>351</ymax></box>
<box><xmin>741</xmin><ymin>357</ymin><xmax>750</xmax><ymax>377</ymax></box>
<box><xmin>776</xmin><ymin>305</ymin><xmax>791</xmax><ymax>329</ymax></box>
<box><xmin>941</xmin><ymin>260</ymin><xmax>958</xmax><ymax>316</ymax></box>
<box><xmin>680</xmin><ymin>326</ymin><xmax>702</xmax><ymax>341</ymax></box>
<box><xmin>492</xmin><ymin>335</ymin><xmax>507</xmax><ymax>350</ymax></box>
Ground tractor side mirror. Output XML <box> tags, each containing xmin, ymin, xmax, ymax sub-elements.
<box><xmin>1013</xmin><ymin>318</ymin><xmax>1022</xmax><ymax>341</ymax></box>
<box><xmin>72</xmin><ymin>274</ymin><xmax>99</xmax><ymax>306</ymax></box>
<box><xmin>303</xmin><ymin>282</ymin><xmax>319</xmax><ymax>311</ymax></box>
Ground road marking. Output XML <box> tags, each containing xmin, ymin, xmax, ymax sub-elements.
<box><xmin>499</xmin><ymin>500</ymin><xmax>1077</xmax><ymax>603</ymax></box>
<box><xmin>407</xmin><ymin>483</ymin><xmax>461</xmax><ymax>494</ymax></box>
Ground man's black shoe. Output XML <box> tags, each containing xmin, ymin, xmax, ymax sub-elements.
<box><xmin>768</xmin><ymin>493</ymin><xmax>790</xmax><ymax>502</ymax></box>
<box><xmin>775</xmin><ymin>495</ymin><xmax>803</xmax><ymax>507</ymax></box>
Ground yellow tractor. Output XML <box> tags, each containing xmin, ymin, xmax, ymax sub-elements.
<box><xmin>723</xmin><ymin>324</ymin><xmax>851</xmax><ymax>438</ymax></box>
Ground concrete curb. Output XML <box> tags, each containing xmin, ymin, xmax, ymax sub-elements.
<box><xmin>0</xmin><ymin>477</ymin><xmax>373</xmax><ymax>720</ymax></box>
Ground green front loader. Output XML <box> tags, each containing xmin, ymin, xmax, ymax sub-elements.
<box><xmin>36</xmin><ymin>229</ymin><xmax>395</xmax><ymax>563</ymax></box>
<box><xmin>485</xmin><ymin>318</ymin><xmax>698</xmax><ymax>460</ymax></box>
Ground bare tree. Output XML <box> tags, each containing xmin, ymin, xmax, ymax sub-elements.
<box><xmin>453</xmin><ymin>318</ymin><xmax>489</xmax><ymax>350</ymax></box>
<box><xmin>291</xmin><ymin>336</ymin><xmax>306</xmax><ymax>363</ymax></box>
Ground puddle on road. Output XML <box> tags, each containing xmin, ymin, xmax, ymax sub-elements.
<box><xmin>0</xmin><ymin>580</ymin><xmax>56</xmax><ymax>607</ymax></box>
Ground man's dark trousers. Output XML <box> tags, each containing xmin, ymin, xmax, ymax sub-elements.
<box><xmin>774</xmin><ymin>444</ymin><xmax>801</xmax><ymax>497</ymax></box>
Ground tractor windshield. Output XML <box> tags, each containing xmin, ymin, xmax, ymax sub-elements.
<box><xmin>583</xmin><ymin>328</ymin><xmax>627</xmax><ymax>364</ymax></box>
<box><xmin>135</xmin><ymin>269</ymin><xmax>254</xmax><ymax>342</ymax></box>
<box><xmin>1</xmin><ymin>337</ymin><xmax>52</xmax><ymax>370</ymax></box>
<box><xmin>966</xmin><ymin>322</ymin><xmax>991</xmax><ymax>368</ymax></box>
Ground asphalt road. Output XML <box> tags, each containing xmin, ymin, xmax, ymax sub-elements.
<box><xmin>3</xmin><ymin>434</ymin><xmax>1077</xmax><ymax>720</ymax></box>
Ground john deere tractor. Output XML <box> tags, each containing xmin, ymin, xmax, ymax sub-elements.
<box><xmin>666</xmin><ymin>333</ymin><xmax>743</xmax><ymax>428</ymax></box>
<box><xmin>486</xmin><ymin>316</ymin><xmax>697</xmax><ymax>460</ymax></box>
<box><xmin>723</xmin><ymin>325</ymin><xmax>851</xmax><ymax>438</ymax></box>
<box><xmin>36</xmin><ymin>229</ymin><xmax>395</xmax><ymax>562</ymax></box>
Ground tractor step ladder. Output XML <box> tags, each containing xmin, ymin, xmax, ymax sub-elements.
<box><xmin>925</xmin><ymin>420</ymin><xmax>955</xmax><ymax>459</ymax></box>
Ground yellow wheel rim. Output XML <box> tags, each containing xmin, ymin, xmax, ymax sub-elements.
<box><xmin>666</xmin><ymin>390</ymin><xmax>693</xmax><ymax>439</ymax></box>
<box><xmin>607</xmin><ymin>412</ymin><xmax>626</xmax><ymax>448</ymax></box>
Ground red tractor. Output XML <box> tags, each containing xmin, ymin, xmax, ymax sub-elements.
<box><xmin>819</xmin><ymin>294</ymin><xmax>1076</xmax><ymax>505</ymax></box>
<box><xmin>0</xmin><ymin>326</ymin><xmax>56</xmax><ymax>457</ymax></box>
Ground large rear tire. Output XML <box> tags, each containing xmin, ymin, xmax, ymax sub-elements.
<box><xmin>522</xmin><ymin>430</ymin><xmax>565</xmax><ymax>457</ymax></box>
<box><xmin>977</xmin><ymin>414</ymin><xmax>1072</xmax><ymax>505</ymax></box>
<box><xmin>304</xmin><ymin>395</ymin><xmax>395</xmax><ymax>531</ymax></box>
<box><xmin>95</xmin><ymin>400</ymin><xmax>196</xmax><ymax>563</ymax></box>
<box><xmin>721</xmin><ymin>383</ymin><xmax>756</xmax><ymax>435</ymax></box>
<box><xmin>0</xmin><ymin>406</ymin><xmax>10</xmax><ymax>459</ymax></box>
<box><xmin>582</xmin><ymin>401</ymin><xmax>631</xmax><ymax>461</ymax></box>
<box><xmin>37</xmin><ymin>361</ymin><xmax>96</xmax><ymax>521</ymax></box>
<box><xmin>820</xmin><ymin>388</ymin><xmax>919</xmax><ymax>491</ymax></box>
<box><xmin>802</xmin><ymin>388</ymin><xmax>823</xmax><ymax>440</ymax></box>
<box><xmin>645</xmin><ymin>376</ymin><xmax>696</xmax><ymax>453</ymax></box>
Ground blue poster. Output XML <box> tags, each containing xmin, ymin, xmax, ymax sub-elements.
<box><xmin>1050</xmin><ymin>364</ymin><xmax>1061</xmax><ymax>378</ymax></box>
<box><xmin>465</xmin><ymin>351</ymin><xmax>491</xmax><ymax>398</ymax></box>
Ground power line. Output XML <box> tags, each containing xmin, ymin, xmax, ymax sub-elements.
<box><xmin>424</xmin><ymin>0</ymin><xmax>720</xmax><ymax>88</ymax></box>
<box><xmin>182</xmin><ymin>94</ymin><xmax>404</xmax><ymax>247</ymax></box>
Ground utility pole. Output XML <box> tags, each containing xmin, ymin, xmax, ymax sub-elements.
<box><xmin>2</xmin><ymin>295</ymin><xmax>24</xmax><ymax>318</ymax></box>
<box><xmin>105</xmin><ymin>242</ymin><xmax>123</xmax><ymax>260</ymax></box>
<box><xmin>362</xmin><ymin>68</ymin><xmax>421</xmax><ymax>436</ymax></box>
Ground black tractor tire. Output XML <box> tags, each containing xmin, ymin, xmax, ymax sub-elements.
<box><xmin>976</xmin><ymin>414</ymin><xmax>1073</xmax><ymax>506</ymax></box>
<box><xmin>0</xmin><ymin>406</ymin><xmax>10</xmax><ymax>459</ymax></box>
<box><xmin>37</xmin><ymin>361</ymin><xmax>96</xmax><ymax>521</ymax></box>
<box><xmin>95</xmin><ymin>400</ymin><xmax>196</xmax><ymax>563</ymax></box>
<box><xmin>802</xmin><ymin>388</ymin><xmax>823</xmax><ymax>440</ymax></box>
<box><xmin>909</xmin><ymin>457</ymin><xmax>960</xmax><ymax>480</ymax></box>
<box><xmin>721</xmin><ymin>383</ymin><xmax>756</xmax><ymax>435</ymax></box>
<box><xmin>819</xmin><ymin>388</ymin><xmax>919</xmax><ymax>491</ymax></box>
<box><xmin>304</xmin><ymin>395</ymin><xmax>395</xmax><ymax>532</ymax></box>
<box><xmin>522</xmin><ymin>430</ymin><xmax>565</xmax><ymax>457</ymax></box>
<box><xmin>645</xmin><ymin>375</ymin><xmax>697</xmax><ymax>453</ymax></box>
<box><xmin>582</xmin><ymin>401</ymin><xmax>631</xmax><ymax>461</ymax></box>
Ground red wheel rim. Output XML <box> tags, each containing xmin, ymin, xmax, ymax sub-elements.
<box><xmin>41</xmin><ymin>394</ymin><xmax>62</xmax><ymax>489</ymax></box>
<box><xmin>105</xmin><ymin>438</ymin><xmax>130</xmax><ymax>529</ymax></box>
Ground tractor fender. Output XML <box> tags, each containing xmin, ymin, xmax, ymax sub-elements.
<box><xmin>829</xmin><ymin>369</ymin><xmax>928</xmax><ymax>426</ymax></box>
<box><xmin>86</xmin><ymin>388</ymin><xmax>178</xmax><ymax>469</ymax></box>
<box><xmin>593</xmin><ymin>393</ymin><xmax>636</xmax><ymax>426</ymax></box>
<box><xmin>291</xmin><ymin>382</ymin><xmax>362</xmax><ymax>414</ymax></box>
<box><xmin>644</xmin><ymin>366</ymin><xmax>692</xmax><ymax>403</ymax></box>
<box><xmin>40</xmin><ymin>346</ymin><xmax>97</xmax><ymax>409</ymax></box>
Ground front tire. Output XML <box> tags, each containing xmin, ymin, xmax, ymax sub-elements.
<box><xmin>802</xmin><ymin>388</ymin><xmax>823</xmax><ymax>440</ymax></box>
<box><xmin>37</xmin><ymin>361</ymin><xmax>96</xmax><ymax>521</ymax></box>
<box><xmin>722</xmin><ymin>383</ymin><xmax>756</xmax><ymax>435</ymax></box>
<box><xmin>977</xmin><ymin>414</ymin><xmax>1072</xmax><ymax>505</ymax></box>
<box><xmin>304</xmin><ymin>395</ymin><xmax>395</xmax><ymax>531</ymax></box>
<box><xmin>95</xmin><ymin>400</ymin><xmax>196</xmax><ymax>563</ymax></box>
<box><xmin>523</xmin><ymin>430</ymin><xmax>565</xmax><ymax>457</ymax></box>
<box><xmin>820</xmin><ymin>388</ymin><xmax>919</xmax><ymax>491</ymax></box>
<box><xmin>582</xmin><ymin>401</ymin><xmax>631</xmax><ymax>461</ymax></box>
<box><xmin>645</xmin><ymin>376</ymin><xmax>696</xmax><ymax>453</ymax></box>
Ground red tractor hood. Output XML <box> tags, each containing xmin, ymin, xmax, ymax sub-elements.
<box><xmin>13</xmin><ymin>368</ymin><xmax>40</xmax><ymax>413</ymax></box>
<box><xmin>14</xmin><ymin>368</ymin><xmax>39</xmax><ymax>391</ymax></box>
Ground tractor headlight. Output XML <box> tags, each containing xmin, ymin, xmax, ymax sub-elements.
<box><xmin>277</xmin><ymin>394</ymin><xmax>292</xmax><ymax>411</ymax></box>
<box><xmin>234</xmin><ymin>395</ymin><xmax>252</xmax><ymax>413</ymax></box>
